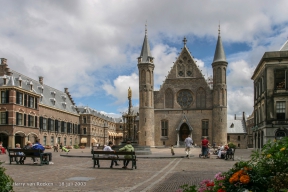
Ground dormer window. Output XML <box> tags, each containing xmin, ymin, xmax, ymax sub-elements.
<box><xmin>51</xmin><ymin>91</ymin><xmax>56</xmax><ymax>97</ymax></box>
<box><xmin>62</xmin><ymin>102</ymin><xmax>67</xmax><ymax>108</ymax></box>
<box><xmin>38</xmin><ymin>86</ymin><xmax>44</xmax><ymax>93</ymax></box>
<box><xmin>62</xmin><ymin>95</ymin><xmax>67</xmax><ymax>101</ymax></box>
<box><xmin>18</xmin><ymin>76</ymin><xmax>22</xmax><ymax>87</ymax></box>
<box><xmin>29</xmin><ymin>81</ymin><xmax>33</xmax><ymax>91</ymax></box>
<box><xmin>50</xmin><ymin>98</ymin><xmax>56</xmax><ymax>105</ymax></box>
<box><xmin>3</xmin><ymin>75</ymin><xmax>7</xmax><ymax>85</ymax></box>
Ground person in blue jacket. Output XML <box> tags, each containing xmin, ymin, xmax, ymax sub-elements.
<box><xmin>32</xmin><ymin>138</ymin><xmax>45</xmax><ymax>156</ymax></box>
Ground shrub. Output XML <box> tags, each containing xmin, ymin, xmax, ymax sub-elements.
<box><xmin>0</xmin><ymin>161</ymin><xmax>14</xmax><ymax>192</ymax></box>
<box><xmin>250</xmin><ymin>137</ymin><xmax>288</xmax><ymax>191</ymax></box>
<box><xmin>178</xmin><ymin>137</ymin><xmax>288</xmax><ymax>192</ymax></box>
<box><xmin>73</xmin><ymin>144</ymin><xmax>79</xmax><ymax>149</ymax></box>
<box><xmin>228</xmin><ymin>142</ymin><xmax>236</xmax><ymax>149</ymax></box>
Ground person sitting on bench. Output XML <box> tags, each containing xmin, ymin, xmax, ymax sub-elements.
<box><xmin>32</xmin><ymin>138</ymin><xmax>45</xmax><ymax>163</ymax></box>
<box><xmin>103</xmin><ymin>141</ymin><xmax>119</xmax><ymax>168</ymax></box>
<box><xmin>119</xmin><ymin>140</ymin><xmax>134</xmax><ymax>169</ymax></box>
<box><xmin>20</xmin><ymin>141</ymin><xmax>36</xmax><ymax>164</ymax></box>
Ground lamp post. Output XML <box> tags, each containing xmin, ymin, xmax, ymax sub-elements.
<box><xmin>121</xmin><ymin>87</ymin><xmax>138</xmax><ymax>143</ymax></box>
<box><xmin>103</xmin><ymin>122</ymin><xmax>108</xmax><ymax>145</ymax></box>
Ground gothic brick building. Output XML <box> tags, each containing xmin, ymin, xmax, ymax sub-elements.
<box><xmin>137</xmin><ymin>28</ymin><xmax>228</xmax><ymax>147</ymax></box>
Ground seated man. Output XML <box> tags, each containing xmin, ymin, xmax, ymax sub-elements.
<box><xmin>20</xmin><ymin>141</ymin><xmax>35</xmax><ymax>164</ymax></box>
<box><xmin>217</xmin><ymin>144</ymin><xmax>228</xmax><ymax>159</ymax></box>
<box><xmin>103</xmin><ymin>141</ymin><xmax>119</xmax><ymax>168</ymax></box>
<box><xmin>32</xmin><ymin>138</ymin><xmax>47</xmax><ymax>163</ymax></box>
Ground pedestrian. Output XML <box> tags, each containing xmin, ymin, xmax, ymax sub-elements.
<box><xmin>54</xmin><ymin>143</ymin><xmax>59</xmax><ymax>152</ymax></box>
<box><xmin>170</xmin><ymin>145</ymin><xmax>175</xmax><ymax>156</ymax></box>
<box><xmin>184</xmin><ymin>135</ymin><xmax>193</xmax><ymax>159</ymax></box>
<box><xmin>119</xmin><ymin>140</ymin><xmax>134</xmax><ymax>169</ymax></box>
<box><xmin>60</xmin><ymin>143</ymin><xmax>63</xmax><ymax>152</ymax></box>
<box><xmin>201</xmin><ymin>136</ymin><xmax>209</xmax><ymax>158</ymax></box>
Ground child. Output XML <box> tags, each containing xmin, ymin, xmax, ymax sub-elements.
<box><xmin>15</xmin><ymin>143</ymin><xmax>24</xmax><ymax>164</ymax></box>
<box><xmin>170</xmin><ymin>145</ymin><xmax>175</xmax><ymax>156</ymax></box>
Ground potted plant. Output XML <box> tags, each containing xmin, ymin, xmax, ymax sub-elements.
<box><xmin>73</xmin><ymin>144</ymin><xmax>79</xmax><ymax>149</ymax></box>
<box><xmin>66</xmin><ymin>145</ymin><xmax>73</xmax><ymax>149</ymax></box>
<box><xmin>79</xmin><ymin>145</ymin><xmax>85</xmax><ymax>149</ymax></box>
<box><xmin>45</xmin><ymin>145</ymin><xmax>52</xmax><ymax>149</ymax></box>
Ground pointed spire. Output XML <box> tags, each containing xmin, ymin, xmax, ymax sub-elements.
<box><xmin>183</xmin><ymin>37</ymin><xmax>187</xmax><ymax>46</ymax></box>
<box><xmin>213</xmin><ymin>24</ymin><xmax>227</xmax><ymax>63</ymax></box>
<box><xmin>139</xmin><ymin>23</ymin><xmax>153</xmax><ymax>63</ymax></box>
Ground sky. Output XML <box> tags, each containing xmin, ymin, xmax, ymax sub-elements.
<box><xmin>1</xmin><ymin>0</ymin><xmax>288</xmax><ymax>119</ymax></box>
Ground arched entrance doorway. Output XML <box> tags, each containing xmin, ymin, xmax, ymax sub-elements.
<box><xmin>179</xmin><ymin>123</ymin><xmax>191</xmax><ymax>142</ymax></box>
<box><xmin>0</xmin><ymin>132</ymin><xmax>8</xmax><ymax>148</ymax></box>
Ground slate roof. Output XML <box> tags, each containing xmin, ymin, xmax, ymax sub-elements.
<box><xmin>139</xmin><ymin>29</ymin><xmax>153</xmax><ymax>63</ymax></box>
<box><xmin>213</xmin><ymin>33</ymin><xmax>227</xmax><ymax>63</ymax></box>
<box><xmin>280</xmin><ymin>39</ymin><xmax>288</xmax><ymax>51</ymax></box>
<box><xmin>227</xmin><ymin>119</ymin><xmax>246</xmax><ymax>134</ymax></box>
<box><xmin>0</xmin><ymin>70</ymin><xmax>78</xmax><ymax>115</ymax></box>
<box><xmin>77</xmin><ymin>106</ymin><xmax>115</xmax><ymax>122</ymax></box>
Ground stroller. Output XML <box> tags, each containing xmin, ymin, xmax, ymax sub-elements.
<box><xmin>199</xmin><ymin>147</ymin><xmax>210</xmax><ymax>158</ymax></box>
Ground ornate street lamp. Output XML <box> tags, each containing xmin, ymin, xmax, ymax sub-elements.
<box><xmin>121</xmin><ymin>87</ymin><xmax>139</xmax><ymax>143</ymax></box>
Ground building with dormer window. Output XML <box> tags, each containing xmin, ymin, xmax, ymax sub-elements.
<box><xmin>251</xmin><ymin>40</ymin><xmax>288</xmax><ymax>148</ymax></box>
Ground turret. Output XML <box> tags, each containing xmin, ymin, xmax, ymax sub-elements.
<box><xmin>138</xmin><ymin>24</ymin><xmax>155</xmax><ymax>147</ymax></box>
<box><xmin>212</xmin><ymin>25</ymin><xmax>228</xmax><ymax>146</ymax></box>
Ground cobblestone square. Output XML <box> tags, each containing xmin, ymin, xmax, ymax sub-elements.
<box><xmin>0</xmin><ymin>147</ymin><xmax>253</xmax><ymax>192</ymax></box>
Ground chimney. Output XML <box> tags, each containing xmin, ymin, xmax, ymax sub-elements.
<box><xmin>234</xmin><ymin>114</ymin><xmax>236</xmax><ymax>120</ymax></box>
<box><xmin>243</xmin><ymin>111</ymin><xmax>245</xmax><ymax>120</ymax></box>
<box><xmin>39</xmin><ymin>76</ymin><xmax>43</xmax><ymax>85</ymax></box>
<box><xmin>6</xmin><ymin>68</ymin><xmax>12</xmax><ymax>76</ymax></box>
<box><xmin>1</xmin><ymin>58</ymin><xmax>7</xmax><ymax>65</ymax></box>
<box><xmin>64</xmin><ymin>88</ymin><xmax>68</xmax><ymax>93</ymax></box>
<box><xmin>0</xmin><ymin>58</ymin><xmax>8</xmax><ymax>76</ymax></box>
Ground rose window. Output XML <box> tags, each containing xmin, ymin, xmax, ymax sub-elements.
<box><xmin>177</xmin><ymin>90</ymin><xmax>193</xmax><ymax>108</ymax></box>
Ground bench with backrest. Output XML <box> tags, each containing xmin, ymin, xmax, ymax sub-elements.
<box><xmin>8</xmin><ymin>148</ymin><xmax>49</xmax><ymax>165</ymax></box>
<box><xmin>91</xmin><ymin>150</ymin><xmax>137</xmax><ymax>169</ymax></box>
<box><xmin>225</xmin><ymin>148</ymin><xmax>236</xmax><ymax>161</ymax></box>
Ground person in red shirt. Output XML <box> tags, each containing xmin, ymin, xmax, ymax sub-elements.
<box><xmin>201</xmin><ymin>137</ymin><xmax>209</xmax><ymax>158</ymax></box>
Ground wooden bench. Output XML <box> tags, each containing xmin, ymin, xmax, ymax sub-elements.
<box><xmin>225</xmin><ymin>148</ymin><xmax>236</xmax><ymax>161</ymax></box>
<box><xmin>8</xmin><ymin>148</ymin><xmax>50</xmax><ymax>165</ymax></box>
<box><xmin>91</xmin><ymin>150</ymin><xmax>137</xmax><ymax>169</ymax></box>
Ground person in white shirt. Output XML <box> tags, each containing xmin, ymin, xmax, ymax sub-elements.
<box><xmin>184</xmin><ymin>135</ymin><xmax>193</xmax><ymax>159</ymax></box>
<box><xmin>103</xmin><ymin>141</ymin><xmax>120</xmax><ymax>168</ymax></box>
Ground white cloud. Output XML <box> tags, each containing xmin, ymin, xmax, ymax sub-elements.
<box><xmin>1</xmin><ymin>1</ymin><xmax>288</xmax><ymax>118</ymax></box>
<box><xmin>102</xmin><ymin>73</ymin><xmax>139</xmax><ymax>104</ymax></box>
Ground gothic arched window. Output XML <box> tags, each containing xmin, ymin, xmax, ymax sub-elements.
<box><xmin>217</xmin><ymin>67</ymin><xmax>221</xmax><ymax>83</ymax></box>
<box><xmin>165</xmin><ymin>88</ymin><xmax>174</xmax><ymax>108</ymax></box>
<box><xmin>147</xmin><ymin>70</ymin><xmax>151</xmax><ymax>84</ymax></box>
<box><xmin>196</xmin><ymin>88</ymin><xmax>206</xmax><ymax>108</ymax></box>
<box><xmin>141</xmin><ymin>70</ymin><xmax>146</xmax><ymax>84</ymax></box>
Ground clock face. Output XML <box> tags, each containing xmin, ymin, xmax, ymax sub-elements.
<box><xmin>178</xmin><ymin>71</ymin><xmax>184</xmax><ymax>77</ymax></box>
<box><xmin>177</xmin><ymin>90</ymin><xmax>193</xmax><ymax>108</ymax></box>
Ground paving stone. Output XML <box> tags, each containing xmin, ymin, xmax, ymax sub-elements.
<box><xmin>0</xmin><ymin>147</ymin><xmax>253</xmax><ymax>192</ymax></box>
